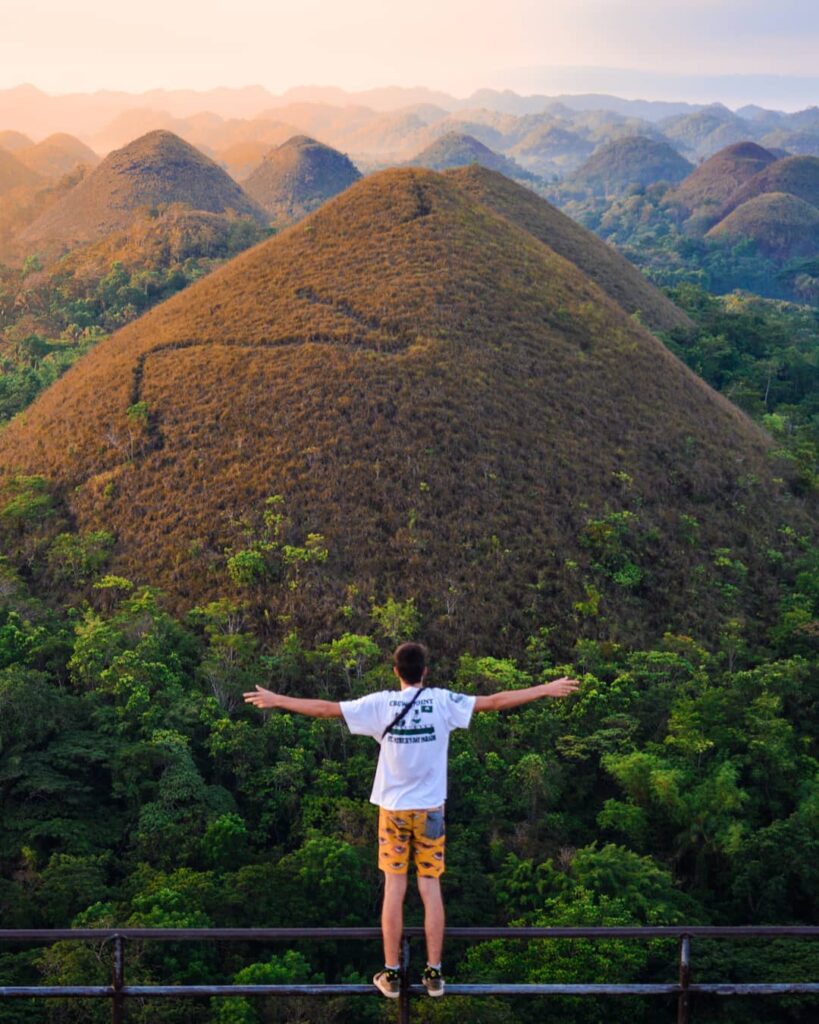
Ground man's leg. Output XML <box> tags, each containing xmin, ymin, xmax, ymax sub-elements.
<box><xmin>417</xmin><ymin>876</ymin><xmax>445</xmax><ymax>966</ymax></box>
<box><xmin>381</xmin><ymin>871</ymin><xmax>408</xmax><ymax>966</ymax></box>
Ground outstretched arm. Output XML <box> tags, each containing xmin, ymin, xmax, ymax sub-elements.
<box><xmin>474</xmin><ymin>676</ymin><xmax>580</xmax><ymax>713</ymax></box>
<box><xmin>243</xmin><ymin>685</ymin><xmax>342</xmax><ymax>719</ymax></box>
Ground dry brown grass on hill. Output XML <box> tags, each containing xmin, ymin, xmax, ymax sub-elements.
<box><xmin>706</xmin><ymin>191</ymin><xmax>819</xmax><ymax>259</ymax></box>
<box><xmin>17</xmin><ymin>133</ymin><xmax>100</xmax><ymax>178</ymax></box>
<box><xmin>0</xmin><ymin>167</ymin><xmax>804</xmax><ymax>654</ymax></box>
<box><xmin>0</xmin><ymin>168</ymin><xmax>86</xmax><ymax>264</ymax></box>
<box><xmin>664</xmin><ymin>141</ymin><xmax>777</xmax><ymax>232</ymax></box>
<box><xmin>20</xmin><ymin>130</ymin><xmax>268</xmax><ymax>246</ymax></box>
<box><xmin>720</xmin><ymin>155</ymin><xmax>819</xmax><ymax>216</ymax></box>
<box><xmin>0</xmin><ymin>149</ymin><xmax>41</xmax><ymax>197</ymax></box>
<box><xmin>447</xmin><ymin>164</ymin><xmax>693</xmax><ymax>334</ymax></box>
<box><xmin>242</xmin><ymin>135</ymin><xmax>361</xmax><ymax>224</ymax></box>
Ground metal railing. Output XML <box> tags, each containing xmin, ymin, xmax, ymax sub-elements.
<box><xmin>1</xmin><ymin>926</ymin><xmax>818</xmax><ymax>1024</ymax></box>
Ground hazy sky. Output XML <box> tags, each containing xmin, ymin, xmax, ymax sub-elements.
<box><xmin>3</xmin><ymin>0</ymin><xmax>818</xmax><ymax>100</ymax></box>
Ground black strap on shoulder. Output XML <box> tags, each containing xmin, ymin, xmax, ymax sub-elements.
<box><xmin>382</xmin><ymin>687</ymin><xmax>425</xmax><ymax>740</ymax></box>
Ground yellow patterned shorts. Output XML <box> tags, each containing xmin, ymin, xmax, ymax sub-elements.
<box><xmin>378</xmin><ymin>807</ymin><xmax>446</xmax><ymax>878</ymax></box>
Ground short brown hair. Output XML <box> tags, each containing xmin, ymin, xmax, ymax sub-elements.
<box><xmin>393</xmin><ymin>642</ymin><xmax>428</xmax><ymax>684</ymax></box>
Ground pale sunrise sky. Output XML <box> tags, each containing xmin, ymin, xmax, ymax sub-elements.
<box><xmin>2</xmin><ymin>0</ymin><xmax>818</xmax><ymax>104</ymax></box>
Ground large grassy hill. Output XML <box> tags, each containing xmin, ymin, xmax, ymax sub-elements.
<box><xmin>723</xmin><ymin>155</ymin><xmax>819</xmax><ymax>214</ymax></box>
<box><xmin>20</xmin><ymin>130</ymin><xmax>268</xmax><ymax>247</ymax></box>
<box><xmin>665</xmin><ymin>142</ymin><xmax>777</xmax><ymax>231</ymax></box>
<box><xmin>706</xmin><ymin>191</ymin><xmax>819</xmax><ymax>259</ymax></box>
<box><xmin>0</xmin><ymin>168</ymin><xmax>808</xmax><ymax>654</ymax></box>
<box><xmin>447</xmin><ymin>164</ymin><xmax>693</xmax><ymax>333</ymax></box>
<box><xmin>562</xmin><ymin>136</ymin><xmax>693</xmax><ymax>197</ymax></box>
<box><xmin>242</xmin><ymin>135</ymin><xmax>361</xmax><ymax>224</ymax></box>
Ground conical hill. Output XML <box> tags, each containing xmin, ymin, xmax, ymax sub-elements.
<box><xmin>665</xmin><ymin>141</ymin><xmax>777</xmax><ymax>231</ymax></box>
<box><xmin>242</xmin><ymin>135</ymin><xmax>361</xmax><ymax>224</ymax></box>
<box><xmin>446</xmin><ymin>165</ymin><xmax>693</xmax><ymax>333</ymax></box>
<box><xmin>706</xmin><ymin>192</ymin><xmax>819</xmax><ymax>259</ymax></box>
<box><xmin>17</xmin><ymin>133</ymin><xmax>100</xmax><ymax>178</ymax></box>
<box><xmin>564</xmin><ymin>136</ymin><xmax>693</xmax><ymax>197</ymax></box>
<box><xmin>21</xmin><ymin>130</ymin><xmax>268</xmax><ymax>244</ymax></box>
<box><xmin>721</xmin><ymin>155</ymin><xmax>819</xmax><ymax>215</ymax></box>
<box><xmin>0</xmin><ymin>169</ymin><xmax>802</xmax><ymax>652</ymax></box>
<box><xmin>410</xmin><ymin>131</ymin><xmax>532</xmax><ymax>181</ymax></box>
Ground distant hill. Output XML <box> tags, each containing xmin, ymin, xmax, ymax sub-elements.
<box><xmin>20</xmin><ymin>130</ymin><xmax>268</xmax><ymax>246</ymax></box>
<box><xmin>723</xmin><ymin>155</ymin><xmax>819</xmax><ymax>214</ymax></box>
<box><xmin>706</xmin><ymin>192</ymin><xmax>819</xmax><ymax>260</ymax></box>
<box><xmin>660</xmin><ymin>104</ymin><xmax>759</xmax><ymax>159</ymax></box>
<box><xmin>0</xmin><ymin>148</ymin><xmax>41</xmax><ymax>196</ymax></box>
<box><xmin>408</xmin><ymin>132</ymin><xmax>534</xmax><ymax>181</ymax></box>
<box><xmin>0</xmin><ymin>168</ymin><xmax>85</xmax><ymax>263</ymax></box>
<box><xmin>0</xmin><ymin>130</ymin><xmax>34</xmax><ymax>153</ymax></box>
<box><xmin>508</xmin><ymin>123</ymin><xmax>595</xmax><ymax>177</ymax></box>
<box><xmin>0</xmin><ymin>167</ymin><xmax>794</xmax><ymax>652</ymax></box>
<box><xmin>563</xmin><ymin>136</ymin><xmax>693</xmax><ymax>197</ymax></box>
<box><xmin>447</xmin><ymin>164</ymin><xmax>693</xmax><ymax>333</ymax></box>
<box><xmin>664</xmin><ymin>142</ymin><xmax>778</xmax><ymax>231</ymax></box>
<box><xmin>242</xmin><ymin>135</ymin><xmax>361</xmax><ymax>224</ymax></box>
<box><xmin>760</xmin><ymin>128</ymin><xmax>819</xmax><ymax>157</ymax></box>
<box><xmin>17</xmin><ymin>133</ymin><xmax>99</xmax><ymax>178</ymax></box>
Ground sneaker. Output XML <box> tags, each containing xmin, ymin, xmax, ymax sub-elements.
<box><xmin>422</xmin><ymin>965</ymin><xmax>445</xmax><ymax>997</ymax></box>
<box><xmin>373</xmin><ymin>968</ymin><xmax>401</xmax><ymax>999</ymax></box>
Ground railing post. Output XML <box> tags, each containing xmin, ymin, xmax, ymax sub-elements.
<box><xmin>112</xmin><ymin>934</ymin><xmax>125</xmax><ymax>1024</ymax></box>
<box><xmin>677</xmin><ymin>934</ymin><xmax>691</xmax><ymax>1024</ymax></box>
<box><xmin>398</xmin><ymin>934</ymin><xmax>411</xmax><ymax>1024</ymax></box>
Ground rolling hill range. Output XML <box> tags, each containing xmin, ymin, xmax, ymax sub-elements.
<box><xmin>561</xmin><ymin>136</ymin><xmax>693</xmax><ymax>197</ymax></box>
<box><xmin>242</xmin><ymin>135</ymin><xmax>361</xmax><ymax>224</ymax></box>
<box><xmin>20</xmin><ymin>130</ymin><xmax>268</xmax><ymax>247</ymax></box>
<box><xmin>446</xmin><ymin>164</ymin><xmax>693</xmax><ymax>333</ymax></box>
<box><xmin>0</xmin><ymin>167</ymin><xmax>803</xmax><ymax>653</ymax></box>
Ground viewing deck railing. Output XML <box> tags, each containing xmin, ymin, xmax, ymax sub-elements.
<box><xmin>2</xmin><ymin>925</ymin><xmax>818</xmax><ymax>1023</ymax></box>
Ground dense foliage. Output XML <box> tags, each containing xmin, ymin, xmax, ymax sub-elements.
<box><xmin>0</xmin><ymin>472</ymin><xmax>817</xmax><ymax>1022</ymax></box>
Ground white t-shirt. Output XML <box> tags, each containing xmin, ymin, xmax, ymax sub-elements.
<box><xmin>339</xmin><ymin>687</ymin><xmax>476</xmax><ymax>811</ymax></box>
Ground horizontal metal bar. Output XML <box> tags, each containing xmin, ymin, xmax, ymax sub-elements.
<box><xmin>691</xmin><ymin>983</ymin><xmax>819</xmax><ymax>995</ymax></box>
<box><xmin>3</xmin><ymin>982</ymin><xmax>819</xmax><ymax>999</ymax></box>
<box><xmin>1</xmin><ymin>926</ymin><xmax>817</xmax><ymax>943</ymax></box>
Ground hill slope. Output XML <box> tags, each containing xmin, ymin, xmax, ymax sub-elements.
<box><xmin>0</xmin><ymin>149</ymin><xmax>41</xmax><ymax>196</ymax></box>
<box><xmin>0</xmin><ymin>168</ymin><xmax>801</xmax><ymax>651</ymax></box>
<box><xmin>563</xmin><ymin>136</ymin><xmax>693</xmax><ymax>196</ymax></box>
<box><xmin>0</xmin><ymin>130</ymin><xmax>34</xmax><ymax>153</ymax></box>
<box><xmin>722</xmin><ymin>155</ymin><xmax>819</xmax><ymax>214</ymax></box>
<box><xmin>242</xmin><ymin>135</ymin><xmax>361</xmax><ymax>223</ymax></box>
<box><xmin>665</xmin><ymin>142</ymin><xmax>777</xmax><ymax>231</ymax></box>
<box><xmin>17</xmin><ymin>133</ymin><xmax>100</xmax><ymax>178</ymax></box>
<box><xmin>20</xmin><ymin>130</ymin><xmax>268</xmax><ymax>245</ymax></box>
<box><xmin>446</xmin><ymin>164</ymin><xmax>693</xmax><ymax>333</ymax></box>
<box><xmin>706</xmin><ymin>192</ymin><xmax>819</xmax><ymax>259</ymax></box>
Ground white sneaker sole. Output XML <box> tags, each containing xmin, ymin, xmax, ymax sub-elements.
<box><xmin>373</xmin><ymin>975</ymin><xmax>400</xmax><ymax>999</ymax></box>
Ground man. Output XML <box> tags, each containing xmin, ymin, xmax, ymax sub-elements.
<box><xmin>244</xmin><ymin>642</ymin><xmax>580</xmax><ymax>998</ymax></box>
